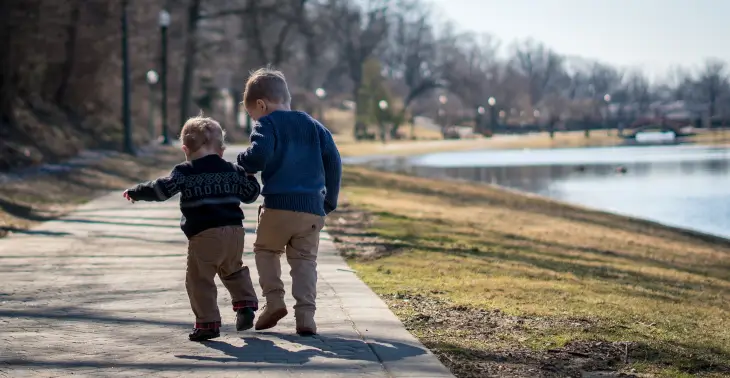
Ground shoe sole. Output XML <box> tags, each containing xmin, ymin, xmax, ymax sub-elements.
<box><xmin>189</xmin><ymin>333</ymin><xmax>220</xmax><ymax>342</ymax></box>
<box><xmin>254</xmin><ymin>308</ymin><xmax>288</xmax><ymax>331</ymax></box>
<box><xmin>296</xmin><ymin>328</ymin><xmax>317</xmax><ymax>337</ymax></box>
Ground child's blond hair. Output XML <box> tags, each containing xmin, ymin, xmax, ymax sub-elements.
<box><xmin>242</xmin><ymin>66</ymin><xmax>291</xmax><ymax>106</ymax></box>
<box><xmin>179</xmin><ymin>115</ymin><xmax>226</xmax><ymax>153</ymax></box>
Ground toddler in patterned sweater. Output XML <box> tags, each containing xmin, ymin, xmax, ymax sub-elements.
<box><xmin>123</xmin><ymin>116</ymin><xmax>260</xmax><ymax>341</ymax></box>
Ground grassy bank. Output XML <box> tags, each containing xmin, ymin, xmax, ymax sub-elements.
<box><xmin>0</xmin><ymin>146</ymin><xmax>182</xmax><ymax>238</ymax></box>
<box><xmin>330</xmin><ymin>166</ymin><xmax>730</xmax><ymax>378</ymax></box>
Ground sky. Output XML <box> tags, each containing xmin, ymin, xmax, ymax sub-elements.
<box><xmin>430</xmin><ymin>0</ymin><xmax>730</xmax><ymax>79</ymax></box>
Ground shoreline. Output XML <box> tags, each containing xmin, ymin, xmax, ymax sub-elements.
<box><xmin>335</xmin><ymin>130</ymin><xmax>730</xmax><ymax>158</ymax></box>
<box><xmin>344</xmin><ymin>144</ymin><xmax>730</xmax><ymax>243</ymax></box>
<box><xmin>452</xmin><ymin>172</ymin><xmax>730</xmax><ymax>245</ymax></box>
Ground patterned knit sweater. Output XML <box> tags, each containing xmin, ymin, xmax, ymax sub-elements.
<box><xmin>125</xmin><ymin>154</ymin><xmax>260</xmax><ymax>238</ymax></box>
<box><xmin>237</xmin><ymin>110</ymin><xmax>342</xmax><ymax>216</ymax></box>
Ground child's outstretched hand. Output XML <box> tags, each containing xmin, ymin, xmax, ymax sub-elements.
<box><xmin>123</xmin><ymin>190</ymin><xmax>135</xmax><ymax>203</ymax></box>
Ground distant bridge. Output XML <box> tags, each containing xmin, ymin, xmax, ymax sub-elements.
<box><xmin>622</xmin><ymin>119</ymin><xmax>695</xmax><ymax>139</ymax></box>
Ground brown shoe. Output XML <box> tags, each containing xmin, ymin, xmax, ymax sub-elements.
<box><xmin>295</xmin><ymin>311</ymin><xmax>317</xmax><ymax>336</ymax></box>
<box><xmin>254</xmin><ymin>302</ymin><xmax>288</xmax><ymax>331</ymax></box>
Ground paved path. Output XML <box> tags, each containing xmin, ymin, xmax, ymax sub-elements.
<box><xmin>0</xmin><ymin>194</ymin><xmax>453</xmax><ymax>377</ymax></box>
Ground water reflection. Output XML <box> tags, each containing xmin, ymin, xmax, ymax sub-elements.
<box><xmin>363</xmin><ymin>146</ymin><xmax>730</xmax><ymax>239</ymax></box>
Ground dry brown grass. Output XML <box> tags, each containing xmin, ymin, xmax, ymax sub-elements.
<box><xmin>336</xmin><ymin>131</ymin><xmax>622</xmax><ymax>157</ymax></box>
<box><xmin>331</xmin><ymin>166</ymin><xmax>730</xmax><ymax>378</ymax></box>
<box><xmin>324</xmin><ymin>108</ymin><xmax>447</xmax><ymax>143</ymax></box>
<box><xmin>0</xmin><ymin>146</ymin><xmax>183</xmax><ymax>237</ymax></box>
<box><xmin>690</xmin><ymin>129</ymin><xmax>730</xmax><ymax>146</ymax></box>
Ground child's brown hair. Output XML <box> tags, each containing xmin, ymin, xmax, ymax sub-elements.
<box><xmin>242</xmin><ymin>66</ymin><xmax>291</xmax><ymax>106</ymax></box>
<box><xmin>179</xmin><ymin>115</ymin><xmax>226</xmax><ymax>153</ymax></box>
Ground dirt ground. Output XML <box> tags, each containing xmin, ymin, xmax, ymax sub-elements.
<box><xmin>329</xmin><ymin>202</ymin><xmax>638</xmax><ymax>378</ymax></box>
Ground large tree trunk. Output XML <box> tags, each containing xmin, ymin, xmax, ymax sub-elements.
<box><xmin>180</xmin><ymin>0</ymin><xmax>201</xmax><ymax>128</ymax></box>
<box><xmin>0</xmin><ymin>0</ymin><xmax>16</xmax><ymax>124</ymax></box>
<box><xmin>55</xmin><ymin>0</ymin><xmax>81</xmax><ymax>105</ymax></box>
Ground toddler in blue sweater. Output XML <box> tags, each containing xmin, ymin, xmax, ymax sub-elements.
<box><xmin>237</xmin><ymin>67</ymin><xmax>342</xmax><ymax>336</ymax></box>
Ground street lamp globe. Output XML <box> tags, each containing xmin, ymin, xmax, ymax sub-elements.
<box><xmin>477</xmin><ymin>106</ymin><xmax>485</xmax><ymax>115</ymax></box>
<box><xmin>378</xmin><ymin>100</ymin><xmax>389</xmax><ymax>110</ymax></box>
<box><xmin>438</xmin><ymin>95</ymin><xmax>448</xmax><ymax>105</ymax></box>
<box><xmin>488</xmin><ymin>97</ymin><xmax>496</xmax><ymax>106</ymax></box>
<box><xmin>604</xmin><ymin>93</ymin><xmax>611</xmax><ymax>103</ymax></box>
<box><xmin>533</xmin><ymin>109</ymin><xmax>540</xmax><ymax>118</ymax></box>
<box><xmin>315</xmin><ymin>88</ymin><xmax>326</xmax><ymax>99</ymax></box>
<box><xmin>146</xmin><ymin>70</ymin><xmax>159</xmax><ymax>85</ymax></box>
<box><xmin>159</xmin><ymin>9</ymin><xmax>171</xmax><ymax>27</ymax></box>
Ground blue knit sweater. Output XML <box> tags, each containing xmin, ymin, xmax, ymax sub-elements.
<box><xmin>237</xmin><ymin>110</ymin><xmax>342</xmax><ymax>216</ymax></box>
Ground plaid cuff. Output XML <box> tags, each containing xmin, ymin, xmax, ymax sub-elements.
<box><xmin>194</xmin><ymin>321</ymin><xmax>221</xmax><ymax>329</ymax></box>
<box><xmin>232</xmin><ymin>300</ymin><xmax>259</xmax><ymax>311</ymax></box>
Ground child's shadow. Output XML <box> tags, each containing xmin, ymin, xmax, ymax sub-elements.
<box><xmin>176</xmin><ymin>333</ymin><xmax>425</xmax><ymax>364</ymax></box>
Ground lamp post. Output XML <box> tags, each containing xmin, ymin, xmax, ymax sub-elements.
<box><xmin>378</xmin><ymin>100</ymin><xmax>389</xmax><ymax>143</ymax></box>
<box><xmin>315</xmin><ymin>87</ymin><xmax>326</xmax><ymax>123</ymax></box>
<box><xmin>487</xmin><ymin>97</ymin><xmax>497</xmax><ymax>136</ymax></box>
<box><xmin>121</xmin><ymin>0</ymin><xmax>133</xmax><ymax>154</ymax></box>
<box><xmin>438</xmin><ymin>95</ymin><xmax>448</xmax><ymax>134</ymax></box>
<box><xmin>476</xmin><ymin>106</ymin><xmax>485</xmax><ymax>135</ymax></box>
<box><xmin>604</xmin><ymin>93</ymin><xmax>612</xmax><ymax>135</ymax></box>
<box><xmin>146</xmin><ymin>70</ymin><xmax>159</xmax><ymax>140</ymax></box>
<box><xmin>159</xmin><ymin>9</ymin><xmax>171</xmax><ymax>145</ymax></box>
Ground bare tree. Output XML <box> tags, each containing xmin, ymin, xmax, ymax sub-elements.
<box><xmin>238</xmin><ymin>0</ymin><xmax>309</xmax><ymax>67</ymax></box>
<box><xmin>178</xmin><ymin>0</ymin><xmax>307</xmax><ymax>125</ymax></box>
<box><xmin>179</xmin><ymin>0</ymin><xmax>202</xmax><ymax>124</ymax></box>
<box><xmin>693</xmin><ymin>59</ymin><xmax>728</xmax><ymax>118</ymax></box>
<box><xmin>380</xmin><ymin>0</ymin><xmax>441</xmax><ymax>137</ymax></box>
<box><xmin>324</xmin><ymin>0</ymin><xmax>390</xmax><ymax>137</ymax></box>
<box><xmin>624</xmin><ymin>70</ymin><xmax>652</xmax><ymax>119</ymax></box>
<box><xmin>511</xmin><ymin>39</ymin><xmax>564</xmax><ymax>108</ymax></box>
<box><xmin>660</xmin><ymin>66</ymin><xmax>692</xmax><ymax>101</ymax></box>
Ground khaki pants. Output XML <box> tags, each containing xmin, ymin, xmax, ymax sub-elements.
<box><xmin>254</xmin><ymin>207</ymin><xmax>325</xmax><ymax>315</ymax></box>
<box><xmin>186</xmin><ymin>225</ymin><xmax>258</xmax><ymax>325</ymax></box>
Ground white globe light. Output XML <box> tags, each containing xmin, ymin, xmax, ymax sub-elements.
<box><xmin>146</xmin><ymin>70</ymin><xmax>159</xmax><ymax>85</ymax></box>
<box><xmin>159</xmin><ymin>10</ymin><xmax>171</xmax><ymax>27</ymax></box>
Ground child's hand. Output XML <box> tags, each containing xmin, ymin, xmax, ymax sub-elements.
<box><xmin>123</xmin><ymin>190</ymin><xmax>135</xmax><ymax>203</ymax></box>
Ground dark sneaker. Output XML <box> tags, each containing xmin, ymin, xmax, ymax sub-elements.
<box><xmin>188</xmin><ymin>328</ymin><xmax>220</xmax><ymax>342</ymax></box>
<box><xmin>236</xmin><ymin>307</ymin><xmax>255</xmax><ymax>331</ymax></box>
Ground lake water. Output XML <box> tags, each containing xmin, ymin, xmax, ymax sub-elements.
<box><xmin>355</xmin><ymin>145</ymin><xmax>730</xmax><ymax>239</ymax></box>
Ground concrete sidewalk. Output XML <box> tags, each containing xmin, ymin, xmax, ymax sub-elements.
<box><xmin>0</xmin><ymin>193</ymin><xmax>453</xmax><ymax>377</ymax></box>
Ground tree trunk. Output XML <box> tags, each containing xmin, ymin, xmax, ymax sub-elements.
<box><xmin>180</xmin><ymin>0</ymin><xmax>201</xmax><ymax>128</ymax></box>
<box><xmin>352</xmin><ymin>85</ymin><xmax>362</xmax><ymax>140</ymax></box>
<box><xmin>55</xmin><ymin>0</ymin><xmax>81</xmax><ymax>105</ymax></box>
<box><xmin>0</xmin><ymin>0</ymin><xmax>15</xmax><ymax>123</ymax></box>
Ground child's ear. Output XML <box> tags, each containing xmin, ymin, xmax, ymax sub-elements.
<box><xmin>181</xmin><ymin>145</ymin><xmax>189</xmax><ymax>155</ymax></box>
<box><xmin>256</xmin><ymin>99</ymin><xmax>266</xmax><ymax>111</ymax></box>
